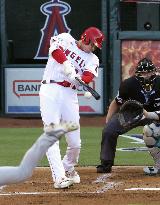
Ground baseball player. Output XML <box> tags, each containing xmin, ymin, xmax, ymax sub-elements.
<box><xmin>40</xmin><ymin>27</ymin><xmax>105</xmax><ymax>188</ymax></box>
<box><xmin>96</xmin><ymin>58</ymin><xmax>160</xmax><ymax>174</ymax></box>
<box><xmin>142</xmin><ymin>110</ymin><xmax>160</xmax><ymax>175</ymax></box>
<box><xmin>0</xmin><ymin>121</ymin><xmax>79</xmax><ymax>186</ymax></box>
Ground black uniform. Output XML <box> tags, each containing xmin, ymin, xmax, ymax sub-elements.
<box><xmin>99</xmin><ymin>75</ymin><xmax>160</xmax><ymax>170</ymax></box>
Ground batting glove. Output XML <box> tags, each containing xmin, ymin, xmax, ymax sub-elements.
<box><xmin>63</xmin><ymin>60</ymin><xmax>76</xmax><ymax>77</ymax></box>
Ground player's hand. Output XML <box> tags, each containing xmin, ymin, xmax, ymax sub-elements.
<box><xmin>63</xmin><ymin>60</ymin><xmax>82</xmax><ymax>84</ymax></box>
<box><xmin>143</xmin><ymin>109</ymin><xmax>159</xmax><ymax>120</ymax></box>
<box><xmin>69</xmin><ymin>73</ymin><xmax>81</xmax><ymax>82</ymax></box>
<box><xmin>63</xmin><ymin>60</ymin><xmax>76</xmax><ymax>77</ymax></box>
<box><xmin>143</xmin><ymin>109</ymin><xmax>148</xmax><ymax>117</ymax></box>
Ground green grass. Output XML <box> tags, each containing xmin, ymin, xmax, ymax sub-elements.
<box><xmin>0</xmin><ymin>126</ymin><xmax>154</xmax><ymax>166</ymax></box>
<box><xmin>0</xmin><ymin>128</ymin><xmax>42</xmax><ymax>165</ymax></box>
<box><xmin>115</xmin><ymin>127</ymin><xmax>153</xmax><ymax>166</ymax></box>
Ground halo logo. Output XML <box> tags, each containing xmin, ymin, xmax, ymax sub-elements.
<box><xmin>35</xmin><ymin>0</ymin><xmax>71</xmax><ymax>59</ymax></box>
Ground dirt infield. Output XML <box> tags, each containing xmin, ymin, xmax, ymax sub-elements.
<box><xmin>0</xmin><ymin>166</ymin><xmax>160</xmax><ymax>205</ymax></box>
<box><xmin>0</xmin><ymin>116</ymin><xmax>105</xmax><ymax>128</ymax></box>
<box><xmin>0</xmin><ymin>117</ymin><xmax>160</xmax><ymax>204</ymax></box>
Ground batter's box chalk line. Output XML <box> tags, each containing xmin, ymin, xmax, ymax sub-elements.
<box><xmin>92</xmin><ymin>174</ymin><xmax>121</xmax><ymax>193</ymax></box>
<box><xmin>0</xmin><ymin>187</ymin><xmax>159</xmax><ymax>196</ymax></box>
<box><xmin>92</xmin><ymin>173</ymin><xmax>112</xmax><ymax>183</ymax></box>
<box><xmin>125</xmin><ymin>188</ymin><xmax>160</xmax><ymax>191</ymax></box>
<box><xmin>96</xmin><ymin>182</ymin><xmax>120</xmax><ymax>193</ymax></box>
<box><xmin>0</xmin><ymin>191</ymin><xmax>113</xmax><ymax>196</ymax></box>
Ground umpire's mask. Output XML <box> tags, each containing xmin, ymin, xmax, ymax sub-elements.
<box><xmin>135</xmin><ymin>58</ymin><xmax>157</xmax><ymax>92</ymax></box>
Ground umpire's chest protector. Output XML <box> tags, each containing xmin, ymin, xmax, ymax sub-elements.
<box><xmin>118</xmin><ymin>76</ymin><xmax>160</xmax><ymax>112</ymax></box>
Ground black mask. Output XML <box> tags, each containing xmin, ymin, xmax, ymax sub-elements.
<box><xmin>136</xmin><ymin>75</ymin><xmax>156</xmax><ymax>92</ymax></box>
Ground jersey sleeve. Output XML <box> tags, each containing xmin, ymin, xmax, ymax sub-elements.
<box><xmin>51</xmin><ymin>49</ymin><xmax>67</xmax><ymax>64</ymax></box>
<box><xmin>84</xmin><ymin>55</ymin><xmax>99</xmax><ymax>77</ymax></box>
<box><xmin>115</xmin><ymin>79</ymin><xmax>130</xmax><ymax>105</ymax></box>
<box><xmin>49</xmin><ymin>33</ymin><xmax>73</xmax><ymax>56</ymax></box>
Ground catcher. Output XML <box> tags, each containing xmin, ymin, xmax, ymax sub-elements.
<box><xmin>97</xmin><ymin>57</ymin><xmax>160</xmax><ymax>174</ymax></box>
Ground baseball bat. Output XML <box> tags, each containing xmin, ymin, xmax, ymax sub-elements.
<box><xmin>75</xmin><ymin>77</ymin><xmax>101</xmax><ymax>100</ymax></box>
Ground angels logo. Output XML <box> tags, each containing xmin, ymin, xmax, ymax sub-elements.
<box><xmin>35</xmin><ymin>0</ymin><xmax>71</xmax><ymax>59</ymax></box>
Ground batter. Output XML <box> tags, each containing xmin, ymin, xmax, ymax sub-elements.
<box><xmin>41</xmin><ymin>27</ymin><xmax>105</xmax><ymax>188</ymax></box>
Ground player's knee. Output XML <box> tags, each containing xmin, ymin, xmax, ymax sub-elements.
<box><xmin>143</xmin><ymin>123</ymin><xmax>160</xmax><ymax>148</ymax></box>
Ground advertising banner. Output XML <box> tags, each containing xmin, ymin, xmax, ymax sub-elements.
<box><xmin>5</xmin><ymin>67</ymin><xmax>104</xmax><ymax>115</ymax></box>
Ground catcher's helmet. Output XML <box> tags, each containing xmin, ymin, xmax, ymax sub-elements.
<box><xmin>81</xmin><ymin>27</ymin><xmax>105</xmax><ymax>49</ymax></box>
<box><xmin>135</xmin><ymin>58</ymin><xmax>156</xmax><ymax>92</ymax></box>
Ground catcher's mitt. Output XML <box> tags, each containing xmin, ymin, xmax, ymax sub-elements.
<box><xmin>118</xmin><ymin>100</ymin><xmax>144</xmax><ymax>128</ymax></box>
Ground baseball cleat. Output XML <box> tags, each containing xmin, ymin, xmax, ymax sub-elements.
<box><xmin>54</xmin><ymin>177</ymin><xmax>74</xmax><ymax>189</ymax></box>
<box><xmin>44</xmin><ymin>121</ymin><xmax>79</xmax><ymax>137</ymax></box>
<box><xmin>60</xmin><ymin>121</ymin><xmax>79</xmax><ymax>133</ymax></box>
<box><xmin>66</xmin><ymin>170</ymin><xmax>80</xmax><ymax>184</ymax></box>
<box><xmin>143</xmin><ymin>166</ymin><xmax>160</xmax><ymax>175</ymax></box>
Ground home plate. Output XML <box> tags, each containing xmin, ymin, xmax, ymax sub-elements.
<box><xmin>125</xmin><ymin>188</ymin><xmax>160</xmax><ymax>191</ymax></box>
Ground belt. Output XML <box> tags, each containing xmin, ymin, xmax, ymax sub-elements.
<box><xmin>42</xmin><ymin>80</ymin><xmax>76</xmax><ymax>90</ymax></box>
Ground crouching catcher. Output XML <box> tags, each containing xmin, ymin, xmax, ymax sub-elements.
<box><xmin>143</xmin><ymin>110</ymin><xmax>160</xmax><ymax>175</ymax></box>
<box><xmin>97</xmin><ymin>58</ymin><xmax>160</xmax><ymax>174</ymax></box>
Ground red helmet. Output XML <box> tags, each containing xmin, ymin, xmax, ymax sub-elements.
<box><xmin>81</xmin><ymin>27</ymin><xmax>105</xmax><ymax>49</ymax></box>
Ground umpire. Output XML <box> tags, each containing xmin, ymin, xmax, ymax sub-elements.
<box><xmin>97</xmin><ymin>58</ymin><xmax>160</xmax><ymax>173</ymax></box>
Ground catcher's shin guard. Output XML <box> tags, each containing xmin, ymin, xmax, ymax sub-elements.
<box><xmin>143</xmin><ymin>147</ymin><xmax>160</xmax><ymax>175</ymax></box>
<box><xmin>149</xmin><ymin>147</ymin><xmax>160</xmax><ymax>169</ymax></box>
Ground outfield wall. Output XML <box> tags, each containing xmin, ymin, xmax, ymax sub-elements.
<box><xmin>1</xmin><ymin>0</ymin><xmax>160</xmax><ymax>116</ymax></box>
<box><xmin>3</xmin><ymin>66</ymin><xmax>104</xmax><ymax>116</ymax></box>
<box><xmin>0</xmin><ymin>0</ymin><xmax>108</xmax><ymax>116</ymax></box>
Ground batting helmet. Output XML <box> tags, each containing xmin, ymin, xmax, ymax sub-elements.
<box><xmin>81</xmin><ymin>27</ymin><xmax>105</xmax><ymax>49</ymax></box>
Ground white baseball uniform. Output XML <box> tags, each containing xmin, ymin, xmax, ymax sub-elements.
<box><xmin>39</xmin><ymin>33</ymin><xmax>99</xmax><ymax>183</ymax></box>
